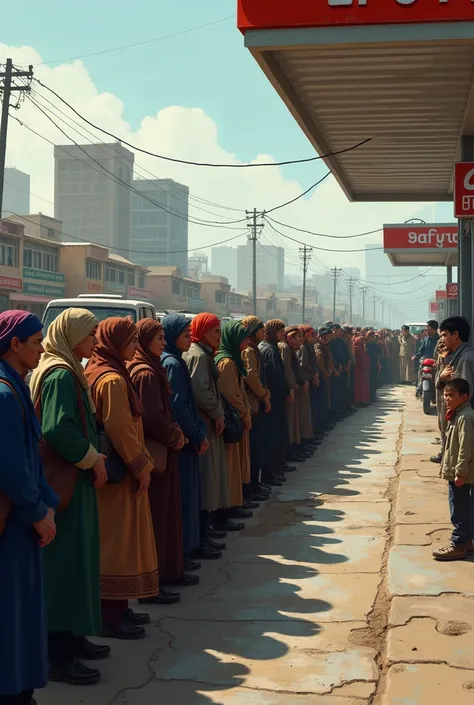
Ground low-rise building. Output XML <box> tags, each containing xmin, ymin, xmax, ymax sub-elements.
<box><xmin>200</xmin><ymin>275</ymin><xmax>231</xmax><ymax>317</ymax></box>
<box><xmin>146</xmin><ymin>267</ymin><xmax>204</xmax><ymax>313</ymax></box>
<box><xmin>228</xmin><ymin>291</ymin><xmax>252</xmax><ymax>317</ymax></box>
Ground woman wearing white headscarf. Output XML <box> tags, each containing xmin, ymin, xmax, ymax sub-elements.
<box><xmin>30</xmin><ymin>308</ymin><xmax>109</xmax><ymax>687</ymax></box>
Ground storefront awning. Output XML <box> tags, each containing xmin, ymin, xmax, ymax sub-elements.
<box><xmin>383</xmin><ymin>223</ymin><xmax>458</xmax><ymax>267</ymax></box>
<box><xmin>238</xmin><ymin>2</ymin><xmax>474</xmax><ymax>202</ymax></box>
<box><xmin>10</xmin><ymin>293</ymin><xmax>53</xmax><ymax>304</ymax></box>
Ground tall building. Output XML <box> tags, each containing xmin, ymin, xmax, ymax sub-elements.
<box><xmin>2</xmin><ymin>168</ymin><xmax>30</xmax><ymax>218</ymax></box>
<box><xmin>237</xmin><ymin>242</ymin><xmax>284</xmax><ymax>293</ymax></box>
<box><xmin>54</xmin><ymin>142</ymin><xmax>134</xmax><ymax>256</ymax></box>
<box><xmin>211</xmin><ymin>246</ymin><xmax>238</xmax><ymax>289</ymax></box>
<box><xmin>131</xmin><ymin>178</ymin><xmax>189</xmax><ymax>273</ymax></box>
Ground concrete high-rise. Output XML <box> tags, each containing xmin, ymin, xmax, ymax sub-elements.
<box><xmin>54</xmin><ymin>142</ymin><xmax>134</xmax><ymax>256</ymax></box>
<box><xmin>131</xmin><ymin>179</ymin><xmax>189</xmax><ymax>274</ymax></box>
<box><xmin>211</xmin><ymin>246</ymin><xmax>238</xmax><ymax>289</ymax></box>
<box><xmin>237</xmin><ymin>241</ymin><xmax>284</xmax><ymax>293</ymax></box>
<box><xmin>2</xmin><ymin>168</ymin><xmax>30</xmax><ymax>218</ymax></box>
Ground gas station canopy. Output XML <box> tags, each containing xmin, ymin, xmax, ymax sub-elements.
<box><xmin>383</xmin><ymin>223</ymin><xmax>458</xmax><ymax>266</ymax></box>
<box><xmin>237</xmin><ymin>1</ymin><xmax>474</xmax><ymax>203</ymax></box>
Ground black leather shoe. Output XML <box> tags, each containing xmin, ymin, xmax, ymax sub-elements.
<box><xmin>49</xmin><ymin>659</ymin><xmax>101</xmax><ymax>685</ymax></box>
<box><xmin>184</xmin><ymin>559</ymin><xmax>201</xmax><ymax>571</ymax></box>
<box><xmin>207</xmin><ymin>538</ymin><xmax>226</xmax><ymax>550</ymax></box>
<box><xmin>230</xmin><ymin>507</ymin><xmax>253</xmax><ymax>519</ymax></box>
<box><xmin>193</xmin><ymin>545</ymin><xmax>222</xmax><ymax>559</ymax></box>
<box><xmin>209</xmin><ymin>529</ymin><xmax>227</xmax><ymax>539</ymax></box>
<box><xmin>265</xmin><ymin>476</ymin><xmax>283</xmax><ymax>487</ymax></box>
<box><xmin>255</xmin><ymin>483</ymin><xmax>271</xmax><ymax>494</ymax></box>
<box><xmin>73</xmin><ymin>637</ymin><xmax>111</xmax><ymax>661</ymax></box>
<box><xmin>282</xmin><ymin>465</ymin><xmax>298</xmax><ymax>473</ymax></box>
<box><xmin>243</xmin><ymin>500</ymin><xmax>259</xmax><ymax>510</ymax></box>
<box><xmin>162</xmin><ymin>572</ymin><xmax>200</xmax><ymax>587</ymax></box>
<box><xmin>123</xmin><ymin>607</ymin><xmax>150</xmax><ymax>625</ymax></box>
<box><xmin>139</xmin><ymin>590</ymin><xmax>181</xmax><ymax>605</ymax></box>
<box><xmin>214</xmin><ymin>519</ymin><xmax>245</xmax><ymax>532</ymax></box>
<box><xmin>430</xmin><ymin>453</ymin><xmax>442</xmax><ymax>464</ymax></box>
<box><xmin>251</xmin><ymin>492</ymin><xmax>270</xmax><ymax>502</ymax></box>
<box><xmin>100</xmin><ymin>620</ymin><xmax>146</xmax><ymax>640</ymax></box>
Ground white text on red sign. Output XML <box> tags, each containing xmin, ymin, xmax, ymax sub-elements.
<box><xmin>328</xmin><ymin>0</ymin><xmax>453</xmax><ymax>5</ymax></box>
<box><xmin>407</xmin><ymin>228</ymin><xmax>458</xmax><ymax>248</ymax></box>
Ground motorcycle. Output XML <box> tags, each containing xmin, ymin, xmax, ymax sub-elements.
<box><xmin>420</xmin><ymin>357</ymin><xmax>436</xmax><ymax>415</ymax></box>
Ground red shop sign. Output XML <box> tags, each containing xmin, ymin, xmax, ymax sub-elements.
<box><xmin>435</xmin><ymin>289</ymin><xmax>447</xmax><ymax>300</ymax></box>
<box><xmin>238</xmin><ymin>0</ymin><xmax>473</xmax><ymax>32</ymax></box>
<box><xmin>0</xmin><ymin>276</ymin><xmax>22</xmax><ymax>291</ymax></box>
<box><xmin>429</xmin><ymin>302</ymin><xmax>439</xmax><ymax>313</ymax></box>
<box><xmin>447</xmin><ymin>283</ymin><xmax>459</xmax><ymax>300</ymax></box>
<box><xmin>454</xmin><ymin>162</ymin><xmax>474</xmax><ymax>219</ymax></box>
<box><xmin>383</xmin><ymin>225</ymin><xmax>458</xmax><ymax>250</ymax></box>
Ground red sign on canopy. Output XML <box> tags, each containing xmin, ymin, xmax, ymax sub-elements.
<box><xmin>454</xmin><ymin>162</ymin><xmax>474</xmax><ymax>219</ymax></box>
<box><xmin>383</xmin><ymin>225</ymin><xmax>458</xmax><ymax>250</ymax></box>
<box><xmin>435</xmin><ymin>289</ymin><xmax>447</xmax><ymax>300</ymax></box>
<box><xmin>447</xmin><ymin>283</ymin><xmax>459</xmax><ymax>300</ymax></box>
<box><xmin>238</xmin><ymin>0</ymin><xmax>473</xmax><ymax>32</ymax></box>
<box><xmin>429</xmin><ymin>302</ymin><xmax>439</xmax><ymax>314</ymax></box>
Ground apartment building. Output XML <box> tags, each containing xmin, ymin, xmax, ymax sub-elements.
<box><xmin>146</xmin><ymin>267</ymin><xmax>204</xmax><ymax>313</ymax></box>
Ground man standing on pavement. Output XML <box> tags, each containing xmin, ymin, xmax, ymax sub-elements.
<box><xmin>399</xmin><ymin>325</ymin><xmax>416</xmax><ymax>384</ymax></box>
<box><xmin>431</xmin><ymin>316</ymin><xmax>474</xmax><ymax>464</ymax></box>
<box><xmin>412</xmin><ymin>319</ymin><xmax>439</xmax><ymax>395</ymax></box>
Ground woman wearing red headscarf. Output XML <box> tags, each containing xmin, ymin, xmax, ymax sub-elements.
<box><xmin>353</xmin><ymin>335</ymin><xmax>370</xmax><ymax>406</ymax></box>
<box><xmin>183</xmin><ymin>314</ymin><xmax>232</xmax><ymax>543</ymax></box>
<box><xmin>86</xmin><ymin>318</ymin><xmax>158</xmax><ymax>640</ymax></box>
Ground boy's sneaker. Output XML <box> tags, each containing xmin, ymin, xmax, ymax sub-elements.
<box><xmin>433</xmin><ymin>543</ymin><xmax>468</xmax><ymax>561</ymax></box>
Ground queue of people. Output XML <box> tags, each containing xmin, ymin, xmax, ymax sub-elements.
<box><xmin>1</xmin><ymin>309</ymin><xmax>402</xmax><ymax>705</ymax></box>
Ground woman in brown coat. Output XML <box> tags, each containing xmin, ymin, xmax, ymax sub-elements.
<box><xmin>128</xmin><ymin>319</ymin><xmax>199</xmax><ymax>602</ymax></box>
<box><xmin>86</xmin><ymin>318</ymin><xmax>158</xmax><ymax>640</ymax></box>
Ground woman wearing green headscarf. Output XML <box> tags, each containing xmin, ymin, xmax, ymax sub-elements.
<box><xmin>215</xmin><ymin>321</ymin><xmax>251</xmax><ymax>514</ymax></box>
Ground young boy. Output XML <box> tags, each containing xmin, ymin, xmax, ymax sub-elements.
<box><xmin>433</xmin><ymin>377</ymin><xmax>474</xmax><ymax>561</ymax></box>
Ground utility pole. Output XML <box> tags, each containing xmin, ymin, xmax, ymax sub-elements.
<box><xmin>347</xmin><ymin>278</ymin><xmax>356</xmax><ymax>324</ymax></box>
<box><xmin>331</xmin><ymin>267</ymin><xmax>342</xmax><ymax>321</ymax></box>
<box><xmin>299</xmin><ymin>245</ymin><xmax>312</xmax><ymax>322</ymax></box>
<box><xmin>0</xmin><ymin>59</ymin><xmax>34</xmax><ymax>217</ymax></box>
<box><xmin>381</xmin><ymin>299</ymin><xmax>386</xmax><ymax>327</ymax></box>
<box><xmin>246</xmin><ymin>209</ymin><xmax>264</xmax><ymax>315</ymax></box>
<box><xmin>373</xmin><ymin>295</ymin><xmax>377</xmax><ymax>323</ymax></box>
<box><xmin>361</xmin><ymin>286</ymin><xmax>368</xmax><ymax>323</ymax></box>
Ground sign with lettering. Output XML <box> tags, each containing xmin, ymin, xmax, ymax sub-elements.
<box><xmin>429</xmin><ymin>301</ymin><xmax>439</xmax><ymax>314</ymax></box>
<box><xmin>383</xmin><ymin>224</ymin><xmax>458</xmax><ymax>250</ymax></box>
<box><xmin>23</xmin><ymin>267</ymin><xmax>65</xmax><ymax>283</ymax></box>
<box><xmin>0</xmin><ymin>276</ymin><xmax>22</xmax><ymax>291</ymax></box>
<box><xmin>238</xmin><ymin>0</ymin><xmax>473</xmax><ymax>32</ymax></box>
<box><xmin>104</xmin><ymin>281</ymin><xmax>126</xmax><ymax>295</ymax></box>
<box><xmin>22</xmin><ymin>282</ymin><xmax>65</xmax><ymax>297</ymax></box>
<box><xmin>435</xmin><ymin>289</ymin><xmax>447</xmax><ymax>300</ymax></box>
<box><xmin>128</xmin><ymin>286</ymin><xmax>154</xmax><ymax>301</ymax></box>
<box><xmin>446</xmin><ymin>282</ymin><xmax>458</xmax><ymax>299</ymax></box>
<box><xmin>454</xmin><ymin>162</ymin><xmax>474</xmax><ymax>219</ymax></box>
<box><xmin>86</xmin><ymin>280</ymin><xmax>102</xmax><ymax>294</ymax></box>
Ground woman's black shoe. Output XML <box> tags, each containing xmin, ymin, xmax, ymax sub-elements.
<box><xmin>251</xmin><ymin>492</ymin><xmax>269</xmax><ymax>502</ymax></box>
<box><xmin>214</xmin><ymin>519</ymin><xmax>245</xmax><ymax>532</ymax></box>
<box><xmin>138</xmin><ymin>589</ymin><xmax>181</xmax><ymax>605</ymax></box>
<box><xmin>162</xmin><ymin>573</ymin><xmax>200</xmax><ymax>587</ymax></box>
<box><xmin>123</xmin><ymin>607</ymin><xmax>151</xmax><ymax>625</ymax></box>
<box><xmin>100</xmin><ymin>620</ymin><xmax>146</xmax><ymax>640</ymax></box>
<box><xmin>230</xmin><ymin>507</ymin><xmax>253</xmax><ymax>519</ymax></box>
<box><xmin>243</xmin><ymin>500</ymin><xmax>259</xmax><ymax>510</ymax></box>
<box><xmin>48</xmin><ymin>659</ymin><xmax>101</xmax><ymax>685</ymax></box>
<box><xmin>184</xmin><ymin>559</ymin><xmax>201</xmax><ymax>571</ymax></box>
<box><xmin>73</xmin><ymin>637</ymin><xmax>111</xmax><ymax>661</ymax></box>
<box><xmin>193</xmin><ymin>545</ymin><xmax>222</xmax><ymax>559</ymax></box>
<box><xmin>207</xmin><ymin>538</ymin><xmax>226</xmax><ymax>550</ymax></box>
<box><xmin>209</xmin><ymin>529</ymin><xmax>227</xmax><ymax>539</ymax></box>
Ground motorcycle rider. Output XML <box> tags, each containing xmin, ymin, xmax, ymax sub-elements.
<box><xmin>412</xmin><ymin>320</ymin><xmax>439</xmax><ymax>398</ymax></box>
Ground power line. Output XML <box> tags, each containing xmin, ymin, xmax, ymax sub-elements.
<box><xmin>266</xmin><ymin>215</ymin><xmax>383</xmax><ymax>240</ymax></box>
<box><xmin>265</xmin><ymin>172</ymin><xmax>331</xmax><ymax>214</ymax></box>
<box><xmin>265</xmin><ymin>218</ymin><xmax>384</xmax><ymax>253</ymax></box>
<box><xmin>35</xmin><ymin>79</ymin><xmax>371</xmax><ymax>169</ymax></box>
<box><xmin>33</xmin><ymin>16</ymin><xmax>234</xmax><ymax>65</ymax></box>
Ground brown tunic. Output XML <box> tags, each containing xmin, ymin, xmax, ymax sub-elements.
<box><xmin>93</xmin><ymin>373</ymin><xmax>158</xmax><ymax>600</ymax></box>
<box><xmin>279</xmin><ymin>341</ymin><xmax>301</xmax><ymax>445</ymax></box>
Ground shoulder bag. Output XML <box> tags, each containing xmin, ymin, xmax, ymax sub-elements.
<box><xmin>221</xmin><ymin>394</ymin><xmax>244</xmax><ymax>444</ymax></box>
<box><xmin>36</xmin><ymin>367</ymin><xmax>88</xmax><ymax>512</ymax></box>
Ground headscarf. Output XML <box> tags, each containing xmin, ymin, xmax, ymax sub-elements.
<box><xmin>85</xmin><ymin>317</ymin><xmax>143</xmax><ymax>417</ymax></box>
<box><xmin>241</xmin><ymin>315</ymin><xmax>263</xmax><ymax>338</ymax></box>
<box><xmin>299</xmin><ymin>324</ymin><xmax>314</xmax><ymax>342</ymax></box>
<box><xmin>0</xmin><ymin>310</ymin><xmax>43</xmax><ymax>356</ymax></box>
<box><xmin>215</xmin><ymin>320</ymin><xmax>248</xmax><ymax>377</ymax></box>
<box><xmin>285</xmin><ymin>325</ymin><xmax>300</xmax><ymax>339</ymax></box>
<box><xmin>128</xmin><ymin>318</ymin><xmax>165</xmax><ymax>378</ymax></box>
<box><xmin>190</xmin><ymin>312</ymin><xmax>220</xmax><ymax>348</ymax></box>
<box><xmin>161</xmin><ymin>314</ymin><xmax>191</xmax><ymax>359</ymax></box>
<box><xmin>264</xmin><ymin>319</ymin><xmax>285</xmax><ymax>345</ymax></box>
<box><xmin>30</xmin><ymin>308</ymin><xmax>98</xmax><ymax>413</ymax></box>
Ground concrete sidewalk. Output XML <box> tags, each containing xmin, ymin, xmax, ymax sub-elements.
<box><xmin>36</xmin><ymin>387</ymin><xmax>474</xmax><ymax>705</ymax></box>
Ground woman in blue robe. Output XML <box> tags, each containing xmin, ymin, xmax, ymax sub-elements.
<box><xmin>161</xmin><ymin>315</ymin><xmax>207</xmax><ymax>562</ymax></box>
<box><xmin>0</xmin><ymin>311</ymin><xmax>59</xmax><ymax>705</ymax></box>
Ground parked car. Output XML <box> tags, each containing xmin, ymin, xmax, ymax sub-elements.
<box><xmin>42</xmin><ymin>294</ymin><xmax>156</xmax><ymax>333</ymax></box>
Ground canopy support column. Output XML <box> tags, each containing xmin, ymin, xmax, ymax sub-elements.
<box><xmin>460</xmin><ymin>136</ymin><xmax>474</xmax><ymax>327</ymax></box>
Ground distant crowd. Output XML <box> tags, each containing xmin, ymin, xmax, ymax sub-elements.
<box><xmin>0</xmin><ymin>308</ymin><xmax>460</xmax><ymax>705</ymax></box>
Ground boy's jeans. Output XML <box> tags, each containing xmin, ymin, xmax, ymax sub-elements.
<box><xmin>449</xmin><ymin>482</ymin><xmax>474</xmax><ymax>545</ymax></box>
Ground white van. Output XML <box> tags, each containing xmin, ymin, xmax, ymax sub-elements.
<box><xmin>42</xmin><ymin>294</ymin><xmax>156</xmax><ymax>332</ymax></box>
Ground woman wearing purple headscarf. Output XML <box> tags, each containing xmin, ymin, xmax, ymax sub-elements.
<box><xmin>0</xmin><ymin>311</ymin><xmax>59</xmax><ymax>705</ymax></box>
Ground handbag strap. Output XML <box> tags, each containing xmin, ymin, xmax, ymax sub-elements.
<box><xmin>0</xmin><ymin>379</ymin><xmax>25</xmax><ymax>421</ymax></box>
<box><xmin>35</xmin><ymin>366</ymin><xmax>88</xmax><ymax>439</ymax></box>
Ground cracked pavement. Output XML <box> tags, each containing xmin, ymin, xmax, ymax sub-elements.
<box><xmin>37</xmin><ymin>387</ymin><xmax>474</xmax><ymax>704</ymax></box>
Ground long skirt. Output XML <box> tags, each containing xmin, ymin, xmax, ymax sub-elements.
<box><xmin>400</xmin><ymin>357</ymin><xmax>415</xmax><ymax>383</ymax></box>
<box><xmin>198</xmin><ymin>414</ymin><xmax>229</xmax><ymax>512</ymax></box>
<box><xmin>177</xmin><ymin>447</ymin><xmax>201</xmax><ymax>556</ymax></box>
<box><xmin>262</xmin><ymin>397</ymin><xmax>288</xmax><ymax>470</ymax></box>
<box><xmin>287</xmin><ymin>392</ymin><xmax>301</xmax><ymax>445</ymax></box>
<box><xmin>299</xmin><ymin>387</ymin><xmax>313</xmax><ymax>440</ymax></box>
<box><xmin>148</xmin><ymin>452</ymin><xmax>185</xmax><ymax>583</ymax></box>
<box><xmin>97</xmin><ymin>473</ymin><xmax>158</xmax><ymax>599</ymax></box>
<box><xmin>250</xmin><ymin>406</ymin><xmax>265</xmax><ymax>470</ymax></box>
<box><xmin>44</xmin><ymin>472</ymin><xmax>101</xmax><ymax>636</ymax></box>
<box><xmin>224</xmin><ymin>430</ymin><xmax>250</xmax><ymax>507</ymax></box>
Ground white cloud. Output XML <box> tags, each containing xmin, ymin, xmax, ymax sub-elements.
<box><xmin>2</xmin><ymin>42</ymin><xmax>433</xmax><ymax>280</ymax></box>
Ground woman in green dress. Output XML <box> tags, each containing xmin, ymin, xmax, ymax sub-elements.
<box><xmin>30</xmin><ymin>308</ymin><xmax>109</xmax><ymax>686</ymax></box>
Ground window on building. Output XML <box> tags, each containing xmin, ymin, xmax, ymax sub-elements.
<box><xmin>0</xmin><ymin>236</ymin><xmax>18</xmax><ymax>267</ymax></box>
<box><xmin>86</xmin><ymin>260</ymin><xmax>102</xmax><ymax>280</ymax></box>
<box><xmin>126</xmin><ymin>271</ymin><xmax>135</xmax><ymax>286</ymax></box>
<box><xmin>138</xmin><ymin>274</ymin><xmax>145</xmax><ymax>288</ymax></box>
<box><xmin>172</xmin><ymin>280</ymin><xmax>181</xmax><ymax>295</ymax></box>
<box><xmin>215</xmin><ymin>290</ymin><xmax>227</xmax><ymax>304</ymax></box>
<box><xmin>105</xmin><ymin>266</ymin><xmax>116</xmax><ymax>283</ymax></box>
<box><xmin>23</xmin><ymin>243</ymin><xmax>59</xmax><ymax>273</ymax></box>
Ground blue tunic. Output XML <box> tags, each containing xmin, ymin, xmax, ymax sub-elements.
<box><xmin>0</xmin><ymin>360</ymin><xmax>59</xmax><ymax>696</ymax></box>
<box><xmin>162</xmin><ymin>352</ymin><xmax>205</xmax><ymax>555</ymax></box>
